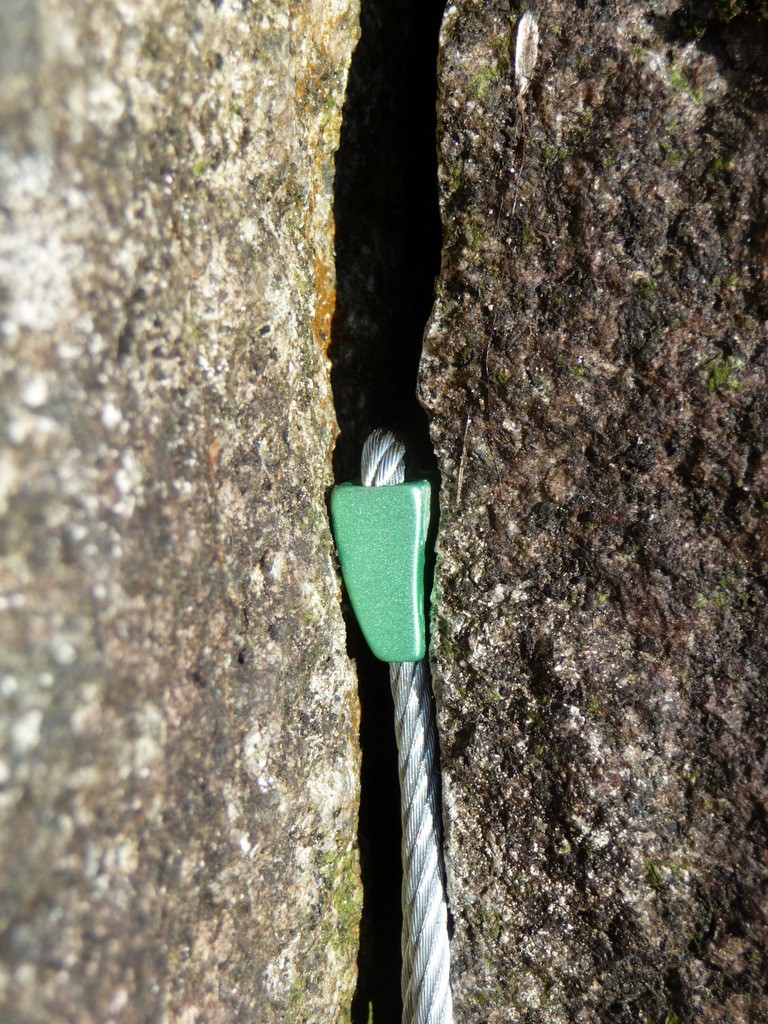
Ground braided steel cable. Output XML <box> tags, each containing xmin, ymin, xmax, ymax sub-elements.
<box><xmin>361</xmin><ymin>429</ymin><xmax>453</xmax><ymax>1024</ymax></box>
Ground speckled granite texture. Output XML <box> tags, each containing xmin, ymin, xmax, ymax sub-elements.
<box><xmin>0</xmin><ymin>1</ymin><xmax>361</xmax><ymax>1021</ymax></box>
<box><xmin>422</xmin><ymin>2</ymin><xmax>768</xmax><ymax>1022</ymax></box>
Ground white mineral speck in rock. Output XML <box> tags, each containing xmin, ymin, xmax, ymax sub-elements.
<box><xmin>113</xmin><ymin>450</ymin><xmax>143</xmax><ymax>516</ymax></box>
<box><xmin>101</xmin><ymin>401</ymin><xmax>123</xmax><ymax>429</ymax></box>
<box><xmin>13</xmin><ymin>963</ymin><xmax>36</xmax><ymax>988</ymax></box>
<box><xmin>21</xmin><ymin>375</ymin><xmax>49</xmax><ymax>408</ymax></box>
<box><xmin>267</xmin><ymin>550</ymin><xmax>287</xmax><ymax>580</ymax></box>
<box><xmin>114</xmin><ymin>450</ymin><xmax>142</xmax><ymax>494</ymax></box>
<box><xmin>591</xmin><ymin>828</ymin><xmax>611</xmax><ymax>849</ymax></box>
<box><xmin>108</xmin><ymin>988</ymin><xmax>129</xmax><ymax>1015</ymax></box>
<box><xmin>114</xmin><ymin>468</ymin><xmax>132</xmax><ymax>494</ymax></box>
<box><xmin>11</xmin><ymin>709</ymin><xmax>43</xmax><ymax>754</ymax></box>
<box><xmin>51</xmin><ymin>640</ymin><xmax>76</xmax><ymax>666</ymax></box>
<box><xmin>133</xmin><ymin>704</ymin><xmax>166</xmax><ymax>776</ymax></box>
<box><xmin>87</xmin><ymin>80</ymin><xmax>125</xmax><ymax>128</ymax></box>
<box><xmin>5</xmin><ymin>417</ymin><xmax>29</xmax><ymax>445</ymax></box>
<box><xmin>0</xmin><ymin>675</ymin><xmax>19</xmax><ymax>696</ymax></box>
<box><xmin>0</xmin><ymin>454</ymin><xmax>18</xmax><ymax>515</ymax></box>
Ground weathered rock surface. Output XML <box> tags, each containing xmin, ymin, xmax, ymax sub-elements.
<box><xmin>422</xmin><ymin>2</ymin><xmax>768</xmax><ymax>1022</ymax></box>
<box><xmin>0</xmin><ymin>2</ymin><xmax>361</xmax><ymax>1022</ymax></box>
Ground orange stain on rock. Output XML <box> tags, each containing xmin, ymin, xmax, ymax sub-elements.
<box><xmin>206</xmin><ymin>435</ymin><xmax>221</xmax><ymax>483</ymax></box>
<box><xmin>313</xmin><ymin>251</ymin><xmax>336</xmax><ymax>356</ymax></box>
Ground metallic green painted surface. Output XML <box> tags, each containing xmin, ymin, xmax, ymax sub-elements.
<box><xmin>331</xmin><ymin>479</ymin><xmax>432</xmax><ymax>662</ymax></box>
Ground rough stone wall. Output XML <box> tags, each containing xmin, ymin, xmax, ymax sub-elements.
<box><xmin>423</xmin><ymin>2</ymin><xmax>768</xmax><ymax>1022</ymax></box>
<box><xmin>0</xmin><ymin>2</ymin><xmax>361</xmax><ymax>1022</ymax></box>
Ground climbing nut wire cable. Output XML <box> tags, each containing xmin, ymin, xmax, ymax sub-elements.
<box><xmin>389</xmin><ymin>658</ymin><xmax>453</xmax><ymax>1024</ymax></box>
<box><xmin>331</xmin><ymin>429</ymin><xmax>453</xmax><ymax>1024</ymax></box>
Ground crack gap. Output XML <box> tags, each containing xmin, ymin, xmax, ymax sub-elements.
<box><xmin>329</xmin><ymin>0</ymin><xmax>445</xmax><ymax>1021</ymax></box>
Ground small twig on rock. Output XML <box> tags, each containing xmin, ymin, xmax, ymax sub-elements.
<box><xmin>457</xmin><ymin>413</ymin><xmax>472</xmax><ymax>505</ymax></box>
<box><xmin>510</xmin><ymin>11</ymin><xmax>539</xmax><ymax>217</ymax></box>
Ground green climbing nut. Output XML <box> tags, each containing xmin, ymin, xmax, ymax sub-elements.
<box><xmin>331</xmin><ymin>478</ymin><xmax>432</xmax><ymax>662</ymax></box>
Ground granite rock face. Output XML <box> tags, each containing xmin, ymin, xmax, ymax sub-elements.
<box><xmin>0</xmin><ymin>2</ymin><xmax>361</xmax><ymax>1022</ymax></box>
<box><xmin>422</xmin><ymin>3</ymin><xmax>768</xmax><ymax>1022</ymax></box>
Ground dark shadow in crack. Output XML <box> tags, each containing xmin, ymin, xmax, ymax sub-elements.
<box><xmin>328</xmin><ymin>0</ymin><xmax>445</xmax><ymax>1021</ymax></box>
